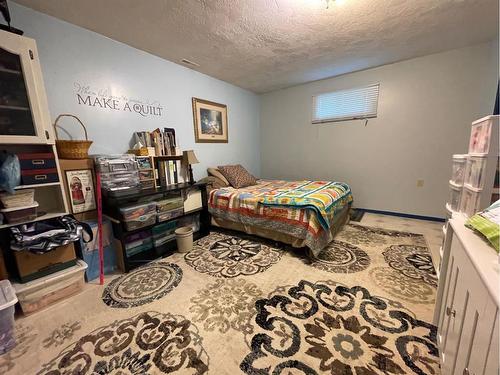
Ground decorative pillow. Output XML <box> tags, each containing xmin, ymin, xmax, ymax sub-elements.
<box><xmin>207</xmin><ymin>167</ymin><xmax>230</xmax><ymax>186</ymax></box>
<box><xmin>197</xmin><ymin>176</ymin><xmax>228</xmax><ymax>193</ymax></box>
<box><xmin>217</xmin><ymin>164</ymin><xmax>257</xmax><ymax>188</ymax></box>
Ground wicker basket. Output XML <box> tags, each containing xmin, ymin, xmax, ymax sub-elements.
<box><xmin>53</xmin><ymin>114</ymin><xmax>93</xmax><ymax>159</ymax></box>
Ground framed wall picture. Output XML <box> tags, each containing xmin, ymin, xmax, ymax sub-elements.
<box><xmin>192</xmin><ymin>97</ymin><xmax>228</xmax><ymax>143</ymax></box>
<box><xmin>65</xmin><ymin>169</ymin><xmax>97</xmax><ymax>214</ymax></box>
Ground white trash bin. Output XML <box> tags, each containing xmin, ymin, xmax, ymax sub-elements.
<box><xmin>0</xmin><ymin>280</ymin><xmax>18</xmax><ymax>354</ymax></box>
<box><xmin>175</xmin><ymin>227</ymin><xmax>194</xmax><ymax>253</ymax></box>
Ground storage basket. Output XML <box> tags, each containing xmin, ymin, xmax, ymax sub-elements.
<box><xmin>0</xmin><ymin>189</ymin><xmax>34</xmax><ymax>208</ymax></box>
<box><xmin>53</xmin><ymin>114</ymin><xmax>93</xmax><ymax>159</ymax></box>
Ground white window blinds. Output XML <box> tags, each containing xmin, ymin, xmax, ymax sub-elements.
<box><xmin>312</xmin><ymin>84</ymin><xmax>380</xmax><ymax>124</ymax></box>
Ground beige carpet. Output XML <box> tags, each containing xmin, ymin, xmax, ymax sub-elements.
<box><xmin>0</xmin><ymin>223</ymin><xmax>439</xmax><ymax>374</ymax></box>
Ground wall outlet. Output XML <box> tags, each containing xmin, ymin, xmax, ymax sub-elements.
<box><xmin>416</xmin><ymin>179</ymin><xmax>424</xmax><ymax>187</ymax></box>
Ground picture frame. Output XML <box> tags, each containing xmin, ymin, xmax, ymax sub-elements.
<box><xmin>192</xmin><ymin>97</ymin><xmax>228</xmax><ymax>143</ymax></box>
<box><xmin>65</xmin><ymin>169</ymin><xmax>97</xmax><ymax>214</ymax></box>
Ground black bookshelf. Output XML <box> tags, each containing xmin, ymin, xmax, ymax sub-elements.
<box><xmin>103</xmin><ymin>182</ymin><xmax>210</xmax><ymax>272</ymax></box>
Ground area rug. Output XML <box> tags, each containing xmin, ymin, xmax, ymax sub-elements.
<box><xmin>0</xmin><ymin>223</ymin><xmax>439</xmax><ymax>375</ymax></box>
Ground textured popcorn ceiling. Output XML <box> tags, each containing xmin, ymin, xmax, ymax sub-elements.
<box><xmin>14</xmin><ymin>0</ymin><xmax>499</xmax><ymax>93</ymax></box>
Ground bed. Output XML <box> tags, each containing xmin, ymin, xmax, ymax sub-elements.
<box><xmin>207</xmin><ymin>179</ymin><xmax>353</xmax><ymax>257</ymax></box>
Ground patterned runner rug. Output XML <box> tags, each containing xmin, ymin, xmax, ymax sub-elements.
<box><xmin>0</xmin><ymin>224</ymin><xmax>439</xmax><ymax>375</ymax></box>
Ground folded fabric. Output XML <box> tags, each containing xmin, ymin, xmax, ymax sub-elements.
<box><xmin>10</xmin><ymin>215</ymin><xmax>92</xmax><ymax>254</ymax></box>
<box><xmin>466</xmin><ymin>200</ymin><xmax>500</xmax><ymax>252</ymax></box>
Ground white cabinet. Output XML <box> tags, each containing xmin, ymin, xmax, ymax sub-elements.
<box><xmin>0</xmin><ymin>31</ymin><xmax>68</xmax><ymax>224</ymax></box>
<box><xmin>0</xmin><ymin>30</ymin><xmax>54</xmax><ymax>144</ymax></box>
<box><xmin>435</xmin><ymin>215</ymin><xmax>499</xmax><ymax>375</ymax></box>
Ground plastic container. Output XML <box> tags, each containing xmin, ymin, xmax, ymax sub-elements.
<box><xmin>0</xmin><ymin>189</ymin><xmax>34</xmax><ymax>208</ymax></box>
<box><xmin>0</xmin><ymin>202</ymin><xmax>38</xmax><ymax>223</ymax></box>
<box><xmin>460</xmin><ymin>185</ymin><xmax>482</xmax><ymax>217</ymax></box>
<box><xmin>448</xmin><ymin>181</ymin><xmax>462</xmax><ymax>212</ymax></box>
<box><xmin>123</xmin><ymin>212</ymin><xmax>156</xmax><ymax>231</ymax></box>
<box><xmin>158</xmin><ymin>207</ymin><xmax>184</xmax><ymax>222</ymax></box>
<box><xmin>94</xmin><ymin>154</ymin><xmax>137</xmax><ymax>173</ymax></box>
<box><xmin>469</xmin><ymin>116</ymin><xmax>493</xmax><ymax>154</ymax></box>
<box><xmin>464</xmin><ymin>154</ymin><xmax>487</xmax><ymax>189</ymax></box>
<box><xmin>156</xmin><ymin>197</ymin><xmax>183</xmax><ymax>213</ymax></box>
<box><xmin>175</xmin><ymin>227</ymin><xmax>193</xmax><ymax>253</ymax></box>
<box><xmin>119</xmin><ymin>202</ymin><xmax>157</xmax><ymax>221</ymax></box>
<box><xmin>451</xmin><ymin>154</ymin><xmax>467</xmax><ymax>185</ymax></box>
<box><xmin>13</xmin><ymin>260</ymin><xmax>87</xmax><ymax>316</ymax></box>
<box><xmin>152</xmin><ymin>221</ymin><xmax>177</xmax><ymax>247</ymax></box>
<box><xmin>0</xmin><ymin>280</ymin><xmax>17</xmax><ymax>354</ymax></box>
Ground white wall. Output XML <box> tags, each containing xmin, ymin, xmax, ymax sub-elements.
<box><xmin>260</xmin><ymin>42</ymin><xmax>498</xmax><ymax>218</ymax></box>
<box><xmin>10</xmin><ymin>3</ymin><xmax>261</xmax><ymax>180</ymax></box>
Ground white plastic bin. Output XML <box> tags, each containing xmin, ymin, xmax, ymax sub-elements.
<box><xmin>13</xmin><ymin>260</ymin><xmax>87</xmax><ymax>316</ymax></box>
<box><xmin>448</xmin><ymin>181</ymin><xmax>463</xmax><ymax>212</ymax></box>
<box><xmin>469</xmin><ymin>116</ymin><xmax>493</xmax><ymax>154</ymax></box>
<box><xmin>460</xmin><ymin>185</ymin><xmax>482</xmax><ymax>217</ymax></box>
<box><xmin>464</xmin><ymin>154</ymin><xmax>487</xmax><ymax>189</ymax></box>
<box><xmin>0</xmin><ymin>280</ymin><xmax>18</xmax><ymax>354</ymax></box>
<box><xmin>451</xmin><ymin>154</ymin><xmax>467</xmax><ymax>185</ymax></box>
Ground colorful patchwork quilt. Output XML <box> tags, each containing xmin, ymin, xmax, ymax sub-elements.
<box><xmin>208</xmin><ymin>180</ymin><xmax>353</xmax><ymax>253</ymax></box>
<box><xmin>256</xmin><ymin>180</ymin><xmax>352</xmax><ymax>230</ymax></box>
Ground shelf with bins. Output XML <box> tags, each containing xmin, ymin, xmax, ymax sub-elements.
<box><xmin>445</xmin><ymin>116</ymin><xmax>499</xmax><ymax>219</ymax></box>
<box><xmin>103</xmin><ymin>182</ymin><xmax>210</xmax><ymax>272</ymax></box>
<box><xmin>0</xmin><ymin>144</ymin><xmax>68</xmax><ymax>228</ymax></box>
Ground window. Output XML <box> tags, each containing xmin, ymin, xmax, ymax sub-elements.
<box><xmin>312</xmin><ymin>84</ymin><xmax>380</xmax><ymax>124</ymax></box>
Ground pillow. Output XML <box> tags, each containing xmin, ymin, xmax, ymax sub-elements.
<box><xmin>197</xmin><ymin>176</ymin><xmax>228</xmax><ymax>193</ymax></box>
<box><xmin>207</xmin><ymin>167</ymin><xmax>230</xmax><ymax>186</ymax></box>
<box><xmin>217</xmin><ymin>164</ymin><xmax>257</xmax><ymax>188</ymax></box>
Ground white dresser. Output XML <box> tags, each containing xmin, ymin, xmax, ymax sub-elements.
<box><xmin>434</xmin><ymin>215</ymin><xmax>499</xmax><ymax>375</ymax></box>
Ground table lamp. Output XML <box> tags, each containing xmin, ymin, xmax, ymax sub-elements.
<box><xmin>183</xmin><ymin>150</ymin><xmax>199</xmax><ymax>184</ymax></box>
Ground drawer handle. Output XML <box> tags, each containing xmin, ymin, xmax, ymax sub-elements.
<box><xmin>463</xmin><ymin>367</ymin><xmax>474</xmax><ymax>375</ymax></box>
<box><xmin>34</xmin><ymin>175</ymin><xmax>48</xmax><ymax>180</ymax></box>
<box><xmin>446</xmin><ymin>307</ymin><xmax>456</xmax><ymax>317</ymax></box>
<box><xmin>32</xmin><ymin>160</ymin><xmax>45</xmax><ymax>165</ymax></box>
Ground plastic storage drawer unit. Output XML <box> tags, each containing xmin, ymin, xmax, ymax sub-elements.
<box><xmin>13</xmin><ymin>260</ymin><xmax>87</xmax><ymax>316</ymax></box>
<box><xmin>469</xmin><ymin>116</ymin><xmax>493</xmax><ymax>154</ymax></box>
<box><xmin>464</xmin><ymin>154</ymin><xmax>487</xmax><ymax>189</ymax></box>
<box><xmin>460</xmin><ymin>185</ymin><xmax>482</xmax><ymax>217</ymax></box>
<box><xmin>448</xmin><ymin>181</ymin><xmax>462</xmax><ymax>212</ymax></box>
<box><xmin>451</xmin><ymin>154</ymin><xmax>467</xmax><ymax>185</ymax></box>
<box><xmin>0</xmin><ymin>280</ymin><xmax>17</xmax><ymax>354</ymax></box>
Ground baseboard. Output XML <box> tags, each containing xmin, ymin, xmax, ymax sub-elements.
<box><xmin>356</xmin><ymin>208</ymin><xmax>445</xmax><ymax>223</ymax></box>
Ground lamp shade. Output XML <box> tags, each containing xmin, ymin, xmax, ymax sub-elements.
<box><xmin>183</xmin><ymin>150</ymin><xmax>199</xmax><ymax>164</ymax></box>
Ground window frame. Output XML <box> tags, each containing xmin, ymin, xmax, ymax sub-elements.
<box><xmin>311</xmin><ymin>83</ymin><xmax>380</xmax><ymax>124</ymax></box>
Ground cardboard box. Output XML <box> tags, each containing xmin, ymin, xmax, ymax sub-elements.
<box><xmin>14</xmin><ymin>242</ymin><xmax>77</xmax><ymax>283</ymax></box>
<box><xmin>59</xmin><ymin>158</ymin><xmax>97</xmax><ymax>221</ymax></box>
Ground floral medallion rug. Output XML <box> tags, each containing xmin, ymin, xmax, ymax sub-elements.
<box><xmin>0</xmin><ymin>224</ymin><xmax>439</xmax><ymax>375</ymax></box>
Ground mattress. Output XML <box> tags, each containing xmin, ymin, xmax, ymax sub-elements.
<box><xmin>208</xmin><ymin>179</ymin><xmax>353</xmax><ymax>256</ymax></box>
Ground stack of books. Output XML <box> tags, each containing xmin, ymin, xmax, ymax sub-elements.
<box><xmin>133</xmin><ymin>128</ymin><xmax>178</xmax><ymax>156</ymax></box>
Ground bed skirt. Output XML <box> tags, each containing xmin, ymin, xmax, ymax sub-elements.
<box><xmin>211</xmin><ymin>204</ymin><xmax>351</xmax><ymax>256</ymax></box>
